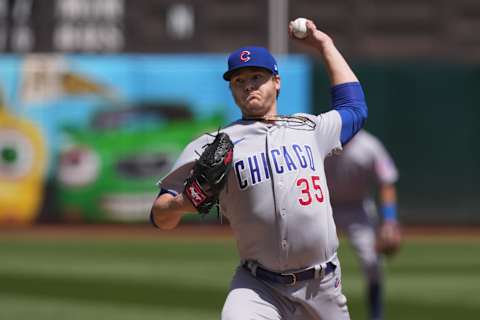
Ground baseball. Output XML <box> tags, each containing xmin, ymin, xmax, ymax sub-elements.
<box><xmin>292</xmin><ymin>18</ymin><xmax>308</xmax><ymax>39</ymax></box>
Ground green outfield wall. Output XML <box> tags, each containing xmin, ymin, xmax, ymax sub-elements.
<box><xmin>313</xmin><ymin>62</ymin><xmax>479</xmax><ymax>225</ymax></box>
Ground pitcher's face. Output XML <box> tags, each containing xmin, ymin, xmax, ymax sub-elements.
<box><xmin>229</xmin><ymin>68</ymin><xmax>280</xmax><ymax>118</ymax></box>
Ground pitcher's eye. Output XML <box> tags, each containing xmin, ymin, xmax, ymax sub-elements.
<box><xmin>233</xmin><ymin>78</ymin><xmax>244</xmax><ymax>86</ymax></box>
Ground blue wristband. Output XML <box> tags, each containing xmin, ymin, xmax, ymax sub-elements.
<box><xmin>382</xmin><ymin>203</ymin><xmax>397</xmax><ymax>221</ymax></box>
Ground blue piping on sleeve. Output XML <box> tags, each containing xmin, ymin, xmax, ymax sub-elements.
<box><xmin>331</xmin><ymin>82</ymin><xmax>368</xmax><ymax>145</ymax></box>
<box><xmin>150</xmin><ymin>188</ymin><xmax>178</xmax><ymax>228</ymax></box>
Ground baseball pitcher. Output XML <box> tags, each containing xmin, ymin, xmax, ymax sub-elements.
<box><xmin>150</xmin><ymin>18</ymin><xmax>368</xmax><ymax>320</ymax></box>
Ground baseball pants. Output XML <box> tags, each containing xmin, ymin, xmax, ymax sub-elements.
<box><xmin>221</xmin><ymin>255</ymin><xmax>350</xmax><ymax>320</ymax></box>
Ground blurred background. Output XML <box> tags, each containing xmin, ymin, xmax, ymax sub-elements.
<box><xmin>0</xmin><ymin>0</ymin><xmax>479</xmax><ymax>319</ymax></box>
<box><xmin>0</xmin><ymin>0</ymin><xmax>478</xmax><ymax>225</ymax></box>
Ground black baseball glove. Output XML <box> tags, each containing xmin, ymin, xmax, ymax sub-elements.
<box><xmin>184</xmin><ymin>132</ymin><xmax>234</xmax><ymax>214</ymax></box>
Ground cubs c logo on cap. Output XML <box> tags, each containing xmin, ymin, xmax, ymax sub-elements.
<box><xmin>240</xmin><ymin>50</ymin><xmax>251</xmax><ymax>62</ymax></box>
<box><xmin>223</xmin><ymin>46</ymin><xmax>278</xmax><ymax>81</ymax></box>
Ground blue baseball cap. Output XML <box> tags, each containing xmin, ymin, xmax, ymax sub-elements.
<box><xmin>223</xmin><ymin>46</ymin><xmax>279</xmax><ymax>81</ymax></box>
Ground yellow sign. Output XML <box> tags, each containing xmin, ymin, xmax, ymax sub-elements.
<box><xmin>0</xmin><ymin>103</ymin><xmax>47</xmax><ymax>225</ymax></box>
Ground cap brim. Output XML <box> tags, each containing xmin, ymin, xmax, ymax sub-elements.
<box><xmin>222</xmin><ymin>69</ymin><xmax>237</xmax><ymax>81</ymax></box>
<box><xmin>223</xmin><ymin>66</ymin><xmax>275</xmax><ymax>81</ymax></box>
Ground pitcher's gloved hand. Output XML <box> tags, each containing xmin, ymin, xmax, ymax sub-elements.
<box><xmin>184</xmin><ymin>132</ymin><xmax>234</xmax><ymax>214</ymax></box>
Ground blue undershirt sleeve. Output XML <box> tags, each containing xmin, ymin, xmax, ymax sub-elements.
<box><xmin>331</xmin><ymin>82</ymin><xmax>368</xmax><ymax>145</ymax></box>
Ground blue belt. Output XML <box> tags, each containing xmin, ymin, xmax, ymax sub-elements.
<box><xmin>243</xmin><ymin>261</ymin><xmax>336</xmax><ymax>286</ymax></box>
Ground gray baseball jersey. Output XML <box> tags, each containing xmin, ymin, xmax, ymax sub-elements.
<box><xmin>324</xmin><ymin>130</ymin><xmax>398</xmax><ymax>208</ymax></box>
<box><xmin>324</xmin><ymin>130</ymin><xmax>399</xmax><ymax>297</ymax></box>
<box><xmin>159</xmin><ymin>111</ymin><xmax>343</xmax><ymax>272</ymax></box>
